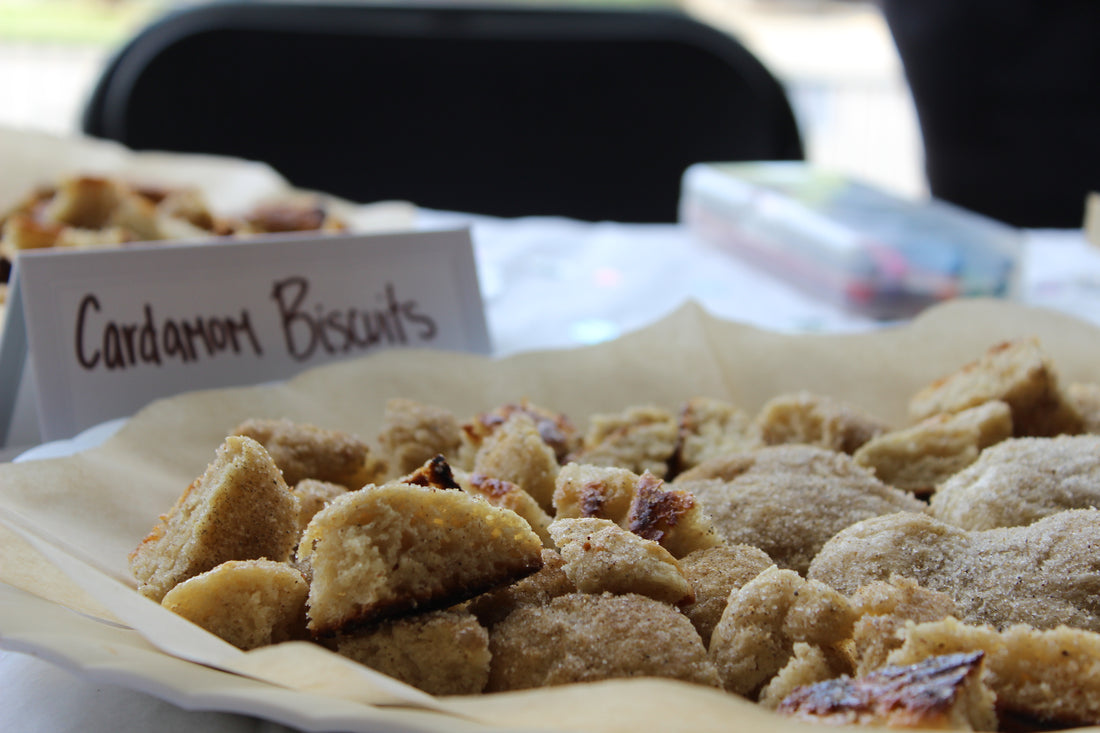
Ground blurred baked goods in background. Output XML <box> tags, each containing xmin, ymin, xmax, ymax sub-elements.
<box><xmin>0</xmin><ymin>173</ymin><xmax>347</xmax><ymax>285</ymax></box>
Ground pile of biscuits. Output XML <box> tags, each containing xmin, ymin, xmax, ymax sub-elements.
<box><xmin>0</xmin><ymin>173</ymin><xmax>346</xmax><ymax>306</ymax></box>
<box><xmin>129</xmin><ymin>337</ymin><xmax>1100</xmax><ymax>730</ymax></box>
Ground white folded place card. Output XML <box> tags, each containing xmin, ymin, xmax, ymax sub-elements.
<box><xmin>1086</xmin><ymin>191</ymin><xmax>1100</xmax><ymax>248</ymax></box>
<box><xmin>0</xmin><ymin>227</ymin><xmax>489</xmax><ymax>445</ymax></box>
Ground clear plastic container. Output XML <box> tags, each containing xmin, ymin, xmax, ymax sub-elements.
<box><xmin>679</xmin><ymin>162</ymin><xmax>1023</xmax><ymax>319</ymax></box>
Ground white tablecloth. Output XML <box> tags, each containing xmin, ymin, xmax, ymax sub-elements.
<box><xmin>3</xmin><ymin>212</ymin><xmax>1100</xmax><ymax>732</ymax></box>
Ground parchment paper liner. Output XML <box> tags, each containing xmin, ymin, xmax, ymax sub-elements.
<box><xmin>2</xmin><ymin>299</ymin><xmax>1099</xmax><ymax>733</ymax></box>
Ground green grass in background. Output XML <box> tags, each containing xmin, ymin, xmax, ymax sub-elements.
<box><xmin>0</xmin><ymin>0</ymin><xmax>164</xmax><ymax>45</ymax></box>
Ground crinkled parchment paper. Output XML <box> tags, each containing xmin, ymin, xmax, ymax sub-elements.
<box><xmin>1</xmin><ymin>298</ymin><xmax>1099</xmax><ymax>733</ymax></box>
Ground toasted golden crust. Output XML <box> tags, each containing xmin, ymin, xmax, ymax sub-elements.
<box><xmin>679</xmin><ymin>544</ymin><xmax>774</xmax><ymax>645</ymax></box>
<box><xmin>232</xmin><ymin>417</ymin><xmax>381</xmax><ymax>490</ymax></box>
<box><xmin>548</xmin><ymin>517</ymin><xmax>694</xmax><ymax>605</ymax></box>
<box><xmin>889</xmin><ymin>617</ymin><xmax>1100</xmax><ymax>727</ymax></box>
<box><xmin>853</xmin><ymin>401</ymin><xmax>1013</xmax><ymax>495</ymax></box>
<box><xmin>129</xmin><ymin>436</ymin><xmax>300</xmax><ymax>602</ymax></box>
<box><xmin>553</xmin><ymin>465</ymin><xmax>718</xmax><ymax>558</ymax></box>
<box><xmin>570</xmin><ymin>405</ymin><xmax>680</xmax><ymax>478</ymax></box>
<box><xmin>624</xmin><ymin>472</ymin><xmax>722</xmax><ymax>558</ymax></box>
<box><xmin>462</xmin><ymin>471</ymin><xmax>554</xmax><ymax>547</ymax></box>
<box><xmin>486</xmin><ymin>592</ymin><xmax>720</xmax><ymax>691</ymax></box>
<box><xmin>333</xmin><ymin>608</ymin><xmax>491</xmax><ymax>695</ymax></box>
<box><xmin>908</xmin><ymin>337</ymin><xmax>1083</xmax><ymax>437</ymax></box>
<box><xmin>376</xmin><ymin>399</ymin><xmax>462</xmax><ymax>478</ymax></box>
<box><xmin>808</xmin><ymin>509</ymin><xmax>1100</xmax><ymax>632</ymax></box>
<box><xmin>758</xmin><ymin>643</ymin><xmax>855</xmax><ymax>711</ymax></box>
<box><xmin>708</xmin><ymin>566</ymin><xmax>857</xmax><ymax>698</ymax></box>
<box><xmin>928</xmin><ymin>435</ymin><xmax>1100</xmax><ymax>530</ymax></box>
<box><xmin>676</xmin><ymin>445</ymin><xmax>924</xmax><ymax>575</ymax></box>
<box><xmin>777</xmin><ymin>651</ymin><xmax>997</xmax><ymax>730</ymax></box>
<box><xmin>471</xmin><ymin>413</ymin><xmax>559</xmax><ymax>513</ymax></box>
<box><xmin>161</xmin><ymin>559</ymin><xmax>308</xmax><ymax>650</ymax></box>
<box><xmin>754</xmin><ymin>391</ymin><xmax>890</xmax><ymax>454</ymax></box>
<box><xmin>552</xmin><ymin>462</ymin><xmax>641</xmax><ymax>523</ymax></box>
<box><xmin>460</xmin><ymin>400</ymin><xmax>579</xmax><ymax>466</ymax></box>
<box><xmin>299</xmin><ymin>483</ymin><xmax>544</xmax><ymax>636</ymax></box>
<box><xmin>400</xmin><ymin>454</ymin><xmax>461</xmax><ymax>490</ymax></box>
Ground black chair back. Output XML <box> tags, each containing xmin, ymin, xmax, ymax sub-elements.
<box><xmin>883</xmin><ymin>0</ymin><xmax>1100</xmax><ymax>228</ymax></box>
<box><xmin>83</xmin><ymin>2</ymin><xmax>803</xmax><ymax>222</ymax></box>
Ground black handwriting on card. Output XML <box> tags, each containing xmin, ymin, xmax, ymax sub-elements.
<box><xmin>271</xmin><ymin>276</ymin><xmax>438</xmax><ymax>361</ymax></box>
<box><xmin>70</xmin><ymin>278</ymin><xmax>440</xmax><ymax>372</ymax></box>
<box><xmin>74</xmin><ymin>296</ymin><xmax>263</xmax><ymax>370</ymax></box>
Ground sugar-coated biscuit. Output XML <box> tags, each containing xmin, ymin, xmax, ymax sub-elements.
<box><xmin>754</xmin><ymin>391</ymin><xmax>890</xmax><ymax>454</ymax></box>
<box><xmin>129</xmin><ymin>435</ymin><xmax>300</xmax><ymax>602</ymax></box>
<box><xmin>929</xmin><ymin>435</ymin><xmax>1100</xmax><ymax>530</ymax></box>
<box><xmin>459</xmin><ymin>400</ymin><xmax>579</xmax><ymax>467</ymax></box>
<box><xmin>299</xmin><ymin>483</ymin><xmax>543</xmax><ymax>636</ymax></box>
<box><xmin>569</xmin><ymin>405</ymin><xmax>679</xmax><ymax>478</ymax></box>
<box><xmin>778</xmin><ymin>650</ymin><xmax>996</xmax><ymax>730</ymax></box>
<box><xmin>460</xmin><ymin>471</ymin><xmax>553</xmax><ymax>547</ymax></box>
<box><xmin>846</xmin><ymin>575</ymin><xmax>958</xmax><ymax>676</ymax></box>
<box><xmin>333</xmin><ymin>608</ymin><xmax>491</xmax><ymax>695</ymax></box>
<box><xmin>376</xmin><ymin>399</ymin><xmax>462</xmax><ymax>478</ymax></box>
<box><xmin>552</xmin><ymin>462</ymin><xmax>640</xmax><ymax>523</ymax></box>
<box><xmin>757</xmin><ymin>643</ymin><xmax>854</xmax><ymax>711</ymax></box>
<box><xmin>889</xmin><ymin>617</ymin><xmax>1100</xmax><ymax>727</ymax></box>
<box><xmin>679</xmin><ymin>544</ymin><xmax>773</xmax><ymax>645</ymax></box>
<box><xmin>853</xmin><ymin>400</ymin><xmax>1013</xmax><ymax>495</ymax></box>
<box><xmin>486</xmin><ymin>592</ymin><xmax>720</xmax><ymax>691</ymax></box>
<box><xmin>548</xmin><ymin>517</ymin><xmax>694</xmax><ymax>605</ymax></box>
<box><xmin>161</xmin><ymin>559</ymin><xmax>308</xmax><ymax>650</ymax></box>
<box><xmin>466</xmin><ymin>548</ymin><xmax>574</xmax><ymax>628</ymax></box>
<box><xmin>624</xmin><ymin>472</ymin><xmax>722</xmax><ymax>558</ymax></box>
<box><xmin>708</xmin><ymin>566</ymin><xmax>857</xmax><ymax>698</ymax></box>
<box><xmin>809</xmin><ymin>509</ymin><xmax>1100</xmax><ymax>632</ymax></box>
<box><xmin>676</xmin><ymin>445</ymin><xmax>924</xmax><ymax>574</ymax></box>
<box><xmin>553</xmin><ymin>464</ymin><xmax>719</xmax><ymax>558</ymax></box>
<box><xmin>471</xmin><ymin>413</ymin><xmax>559</xmax><ymax>513</ymax></box>
<box><xmin>908</xmin><ymin>337</ymin><xmax>1083</xmax><ymax>437</ymax></box>
<box><xmin>672</xmin><ymin>396</ymin><xmax>759</xmax><ymax>475</ymax></box>
<box><xmin>291</xmin><ymin>479</ymin><xmax>348</xmax><ymax>535</ymax></box>
<box><xmin>233</xmin><ymin>417</ymin><xmax>382</xmax><ymax>490</ymax></box>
